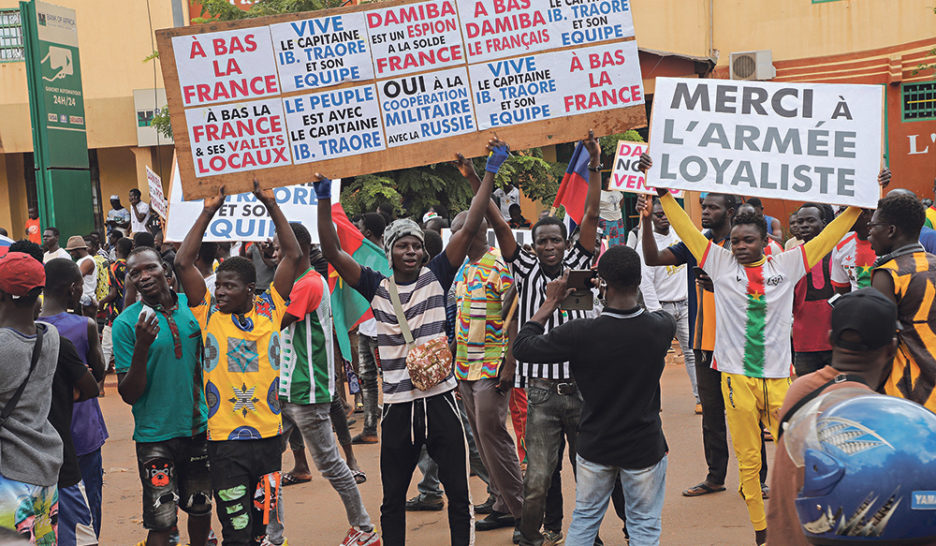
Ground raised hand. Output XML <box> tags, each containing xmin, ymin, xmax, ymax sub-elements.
<box><xmin>252</xmin><ymin>179</ymin><xmax>276</xmax><ymax>207</ymax></box>
<box><xmin>878</xmin><ymin>167</ymin><xmax>892</xmax><ymax>189</ymax></box>
<box><xmin>485</xmin><ymin>135</ymin><xmax>510</xmax><ymax>174</ymax></box>
<box><xmin>453</xmin><ymin>153</ymin><xmax>477</xmax><ymax>179</ymax></box>
<box><xmin>313</xmin><ymin>173</ymin><xmax>332</xmax><ymax>200</ymax></box>
<box><xmin>583</xmin><ymin>129</ymin><xmax>600</xmax><ymax>164</ymax></box>
<box><xmin>204</xmin><ymin>186</ymin><xmax>226</xmax><ymax>213</ymax></box>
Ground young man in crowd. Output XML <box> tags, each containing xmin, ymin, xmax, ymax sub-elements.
<box><xmin>351</xmin><ymin>212</ymin><xmax>386</xmax><ymax>445</ymax></box>
<box><xmin>129</xmin><ymin>189</ymin><xmax>151</xmax><ymax>236</ymax></box>
<box><xmin>113</xmin><ymin>245</ymin><xmax>213</xmax><ymax>546</ymax></box>
<box><xmin>784</xmin><ymin>211</ymin><xmax>802</xmax><ymax>250</ymax></box>
<box><xmin>38</xmin><ymin>258</ymin><xmax>105</xmax><ymax>546</ymax></box>
<box><xmin>100</xmin><ymin>237</ymin><xmax>132</xmax><ymax>372</ymax></box>
<box><xmin>0</xmin><ymin>252</ymin><xmax>62</xmax><ymax>544</ymax></box>
<box><xmin>514</xmin><ymin>247</ymin><xmax>674</xmax><ymax>545</ymax></box>
<box><xmin>869</xmin><ymin>189</ymin><xmax>936</xmax><ymax>412</ymax></box>
<box><xmin>107</xmin><ymin>195</ymin><xmax>131</xmax><ymax>235</ymax></box>
<box><xmin>25</xmin><ymin>207</ymin><xmax>40</xmax><ymax>245</ymax></box>
<box><xmin>472</xmin><ymin>131</ymin><xmax>603</xmax><ymax>546</ymax></box>
<box><xmin>446</xmin><ymin>172</ymin><xmax>524</xmax><ymax>534</ymax></box>
<box><xmin>745</xmin><ymin>198</ymin><xmax>782</xmax><ymax>243</ymax></box>
<box><xmin>175</xmin><ymin>183</ymin><xmax>302</xmax><ymax>545</ymax></box>
<box><xmin>639</xmin><ymin>155</ymin><xmax>867</xmax><ymax>545</ymax></box>
<box><xmin>830</xmin><ymin>208</ymin><xmax>875</xmax><ymax>294</ymax></box>
<box><xmin>637</xmin><ymin>198</ymin><xmax>699</xmax><ymax>411</ymax></box>
<box><xmin>316</xmin><ymin>138</ymin><xmax>499</xmax><ymax>546</ymax></box>
<box><xmin>65</xmin><ymin>236</ymin><xmax>99</xmax><ymax>316</ymax></box>
<box><xmin>767</xmin><ymin>288</ymin><xmax>898</xmax><ymax>546</ymax></box>
<box><xmin>39</xmin><ymin>258</ymin><xmax>108</xmax><ymax>542</ymax></box>
<box><xmin>790</xmin><ymin>204</ymin><xmax>836</xmax><ymax>376</ymax></box>
<box><xmin>638</xmin><ymin>191</ymin><xmax>768</xmax><ymax>499</ymax></box>
<box><xmin>43</xmin><ymin>226</ymin><xmax>69</xmax><ymax>263</ymax></box>
<box><xmin>267</xmin><ymin>223</ymin><xmax>378</xmax><ymax>546</ymax></box>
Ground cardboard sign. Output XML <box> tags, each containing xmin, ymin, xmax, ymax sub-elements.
<box><xmin>440</xmin><ymin>227</ymin><xmax>531</xmax><ymax>249</ymax></box>
<box><xmin>146</xmin><ymin>166</ymin><xmax>168</xmax><ymax>218</ymax></box>
<box><xmin>155</xmin><ymin>0</ymin><xmax>646</xmax><ymax>199</ymax></box>
<box><xmin>647</xmin><ymin>78</ymin><xmax>883</xmax><ymax>208</ymax></box>
<box><xmin>164</xmin><ymin>157</ymin><xmax>341</xmax><ymax>243</ymax></box>
<box><xmin>609</xmin><ymin>141</ymin><xmax>681</xmax><ymax>197</ymax></box>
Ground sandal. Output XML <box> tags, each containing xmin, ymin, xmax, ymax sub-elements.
<box><xmin>351</xmin><ymin>469</ymin><xmax>367</xmax><ymax>484</ymax></box>
<box><xmin>282</xmin><ymin>472</ymin><xmax>311</xmax><ymax>486</ymax></box>
<box><xmin>682</xmin><ymin>481</ymin><xmax>726</xmax><ymax>497</ymax></box>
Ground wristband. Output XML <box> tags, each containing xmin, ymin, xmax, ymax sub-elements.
<box><xmin>485</xmin><ymin>144</ymin><xmax>510</xmax><ymax>174</ymax></box>
<box><xmin>313</xmin><ymin>177</ymin><xmax>332</xmax><ymax>200</ymax></box>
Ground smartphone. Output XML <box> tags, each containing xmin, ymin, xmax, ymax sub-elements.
<box><xmin>560</xmin><ymin>269</ymin><xmax>596</xmax><ymax>311</ymax></box>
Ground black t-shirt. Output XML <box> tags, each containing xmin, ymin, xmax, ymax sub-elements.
<box><xmin>513</xmin><ymin>306</ymin><xmax>675</xmax><ymax>469</ymax></box>
<box><xmin>49</xmin><ymin>337</ymin><xmax>91</xmax><ymax>488</ymax></box>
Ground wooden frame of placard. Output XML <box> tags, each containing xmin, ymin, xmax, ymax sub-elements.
<box><xmin>155</xmin><ymin>0</ymin><xmax>647</xmax><ymax>200</ymax></box>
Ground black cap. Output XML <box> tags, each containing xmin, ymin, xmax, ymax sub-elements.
<box><xmin>829</xmin><ymin>288</ymin><xmax>898</xmax><ymax>351</ymax></box>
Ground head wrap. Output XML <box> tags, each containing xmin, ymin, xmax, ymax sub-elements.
<box><xmin>382</xmin><ymin>219</ymin><xmax>425</xmax><ymax>268</ymax></box>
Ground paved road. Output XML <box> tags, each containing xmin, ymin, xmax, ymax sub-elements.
<box><xmin>98</xmin><ymin>353</ymin><xmax>770</xmax><ymax>545</ymax></box>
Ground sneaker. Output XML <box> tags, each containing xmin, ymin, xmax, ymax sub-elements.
<box><xmin>259</xmin><ymin>538</ymin><xmax>287</xmax><ymax>546</ymax></box>
<box><xmin>405</xmin><ymin>495</ymin><xmax>444</xmax><ymax>511</ymax></box>
<box><xmin>340</xmin><ymin>528</ymin><xmax>381</xmax><ymax>546</ymax></box>
<box><xmin>543</xmin><ymin>529</ymin><xmax>565</xmax><ymax>545</ymax></box>
<box><xmin>474</xmin><ymin>494</ymin><xmax>496</xmax><ymax>514</ymax></box>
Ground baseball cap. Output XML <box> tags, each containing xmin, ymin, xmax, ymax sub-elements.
<box><xmin>64</xmin><ymin>235</ymin><xmax>87</xmax><ymax>251</ymax></box>
<box><xmin>0</xmin><ymin>252</ymin><xmax>45</xmax><ymax>298</ymax></box>
<box><xmin>829</xmin><ymin>288</ymin><xmax>898</xmax><ymax>351</ymax></box>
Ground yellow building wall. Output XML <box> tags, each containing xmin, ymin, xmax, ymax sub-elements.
<box><xmin>0</xmin><ymin>0</ymin><xmax>178</xmax><ymax>153</ymax></box>
<box><xmin>632</xmin><ymin>0</ymin><xmax>936</xmax><ymax>66</ymax></box>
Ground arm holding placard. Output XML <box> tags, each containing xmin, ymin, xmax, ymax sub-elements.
<box><xmin>636</xmin><ymin>155</ymin><xmax>691</xmax><ymax>267</ymax></box>
<box><xmin>636</xmin><ymin>154</ymin><xmax>710</xmax><ymax>262</ymax></box>
<box><xmin>444</xmin><ymin>141</ymin><xmax>501</xmax><ymax>269</ymax></box>
<box><xmin>315</xmin><ymin>176</ymin><xmax>362</xmax><ymax>289</ymax></box>
<box><xmin>579</xmin><ymin>130</ymin><xmax>603</xmax><ymax>255</ymax></box>
<box><xmin>175</xmin><ymin>188</ymin><xmax>225</xmax><ymax>305</ymax></box>
<box><xmin>454</xmin><ymin>137</ymin><xmax>518</xmax><ymax>260</ymax></box>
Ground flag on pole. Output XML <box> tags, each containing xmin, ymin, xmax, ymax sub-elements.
<box><xmin>552</xmin><ymin>141</ymin><xmax>593</xmax><ymax>225</ymax></box>
<box><xmin>328</xmin><ymin>203</ymin><xmax>391</xmax><ymax>362</ymax></box>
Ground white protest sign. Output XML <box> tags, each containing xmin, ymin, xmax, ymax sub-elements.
<box><xmin>165</xmin><ymin>157</ymin><xmax>340</xmax><ymax>242</ymax></box>
<box><xmin>469</xmin><ymin>40</ymin><xmax>643</xmax><ymax>130</ymax></box>
<box><xmin>457</xmin><ymin>0</ymin><xmax>634</xmax><ymax>63</ymax></box>
<box><xmin>270</xmin><ymin>12</ymin><xmax>374</xmax><ymax>93</ymax></box>
<box><xmin>283</xmin><ymin>84</ymin><xmax>385</xmax><ymax>163</ymax></box>
<box><xmin>609</xmin><ymin>141</ymin><xmax>681</xmax><ymax>197</ymax></box>
<box><xmin>647</xmin><ymin>78</ymin><xmax>883</xmax><ymax>208</ymax></box>
<box><xmin>172</xmin><ymin>28</ymin><xmax>280</xmax><ymax>107</ymax></box>
<box><xmin>440</xmin><ymin>228</ymin><xmax>532</xmax><ymax>249</ymax></box>
<box><xmin>145</xmin><ymin>166</ymin><xmax>168</xmax><ymax>218</ymax></box>
<box><xmin>365</xmin><ymin>0</ymin><xmax>464</xmax><ymax>77</ymax></box>
<box><xmin>378</xmin><ymin>67</ymin><xmax>477</xmax><ymax>147</ymax></box>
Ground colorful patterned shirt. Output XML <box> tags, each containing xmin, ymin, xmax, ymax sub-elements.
<box><xmin>454</xmin><ymin>248</ymin><xmax>514</xmax><ymax>380</ymax></box>
<box><xmin>280</xmin><ymin>269</ymin><xmax>335</xmax><ymax>405</ymax></box>
<box><xmin>830</xmin><ymin>232</ymin><xmax>875</xmax><ymax>292</ymax></box>
<box><xmin>190</xmin><ymin>288</ymin><xmax>287</xmax><ymax>441</ymax></box>
<box><xmin>107</xmin><ymin>259</ymin><xmax>127</xmax><ymax>323</ymax></box>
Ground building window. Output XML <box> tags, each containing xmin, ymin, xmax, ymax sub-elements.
<box><xmin>903</xmin><ymin>82</ymin><xmax>936</xmax><ymax>122</ymax></box>
<box><xmin>0</xmin><ymin>9</ymin><xmax>24</xmax><ymax>62</ymax></box>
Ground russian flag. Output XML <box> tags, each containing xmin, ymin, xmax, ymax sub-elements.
<box><xmin>552</xmin><ymin>141</ymin><xmax>592</xmax><ymax>225</ymax></box>
<box><xmin>0</xmin><ymin>234</ymin><xmax>13</xmax><ymax>258</ymax></box>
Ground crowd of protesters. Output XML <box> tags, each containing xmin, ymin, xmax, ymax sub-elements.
<box><xmin>0</xmin><ymin>132</ymin><xmax>935</xmax><ymax>546</ymax></box>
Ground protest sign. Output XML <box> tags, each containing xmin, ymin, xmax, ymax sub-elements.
<box><xmin>164</xmin><ymin>156</ymin><xmax>340</xmax><ymax>243</ymax></box>
<box><xmin>440</xmin><ymin>227</ymin><xmax>531</xmax><ymax>249</ymax></box>
<box><xmin>146</xmin><ymin>166</ymin><xmax>168</xmax><ymax>218</ymax></box>
<box><xmin>647</xmin><ymin>78</ymin><xmax>884</xmax><ymax>208</ymax></box>
<box><xmin>609</xmin><ymin>141</ymin><xmax>681</xmax><ymax>197</ymax></box>
<box><xmin>155</xmin><ymin>0</ymin><xmax>646</xmax><ymax>200</ymax></box>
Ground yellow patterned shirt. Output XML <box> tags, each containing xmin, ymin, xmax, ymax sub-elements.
<box><xmin>190</xmin><ymin>288</ymin><xmax>287</xmax><ymax>441</ymax></box>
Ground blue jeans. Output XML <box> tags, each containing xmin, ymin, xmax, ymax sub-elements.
<box><xmin>661</xmin><ymin>300</ymin><xmax>698</xmax><ymax>403</ymax></box>
<box><xmin>78</xmin><ymin>448</ymin><xmax>103</xmax><ymax>539</ymax></box>
<box><xmin>566</xmin><ymin>454</ymin><xmax>667</xmax><ymax>546</ymax></box>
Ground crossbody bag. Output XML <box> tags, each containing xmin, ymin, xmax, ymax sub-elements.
<box><xmin>0</xmin><ymin>324</ymin><xmax>45</xmax><ymax>431</ymax></box>
<box><xmin>387</xmin><ymin>277</ymin><xmax>452</xmax><ymax>391</ymax></box>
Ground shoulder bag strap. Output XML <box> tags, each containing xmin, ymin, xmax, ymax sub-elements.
<box><xmin>0</xmin><ymin>324</ymin><xmax>45</xmax><ymax>430</ymax></box>
<box><xmin>776</xmin><ymin>373</ymin><xmax>868</xmax><ymax>441</ymax></box>
<box><xmin>387</xmin><ymin>276</ymin><xmax>415</xmax><ymax>346</ymax></box>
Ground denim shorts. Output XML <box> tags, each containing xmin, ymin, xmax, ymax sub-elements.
<box><xmin>135</xmin><ymin>433</ymin><xmax>212</xmax><ymax>531</ymax></box>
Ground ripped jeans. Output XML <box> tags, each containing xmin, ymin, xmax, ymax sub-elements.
<box><xmin>207</xmin><ymin>436</ymin><xmax>282</xmax><ymax>545</ymax></box>
<box><xmin>135</xmin><ymin>433</ymin><xmax>212</xmax><ymax>532</ymax></box>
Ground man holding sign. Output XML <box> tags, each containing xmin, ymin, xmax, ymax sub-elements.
<box><xmin>638</xmin><ymin>154</ymin><xmax>885</xmax><ymax>545</ymax></box>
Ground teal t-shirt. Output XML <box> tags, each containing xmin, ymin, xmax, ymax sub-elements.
<box><xmin>113</xmin><ymin>293</ymin><xmax>208</xmax><ymax>442</ymax></box>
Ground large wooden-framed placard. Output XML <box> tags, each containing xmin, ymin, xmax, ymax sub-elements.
<box><xmin>156</xmin><ymin>0</ymin><xmax>647</xmax><ymax>199</ymax></box>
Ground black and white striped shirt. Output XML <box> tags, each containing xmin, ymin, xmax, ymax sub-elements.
<box><xmin>508</xmin><ymin>243</ymin><xmax>593</xmax><ymax>387</ymax></box>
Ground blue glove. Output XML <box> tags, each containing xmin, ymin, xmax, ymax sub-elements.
<box><xmin>313</xmin><ymin>177</ymin><xmax>332</xmax><ymax>200</ymax></box>
<box><xmin>485</xmin><ymin>144</ymin><xmax>510</xmax><ymax>174</ymax></box>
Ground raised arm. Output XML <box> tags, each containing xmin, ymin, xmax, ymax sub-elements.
<box><xmin>253</xmin><ymin>183</ymin><xmax>301</xmax><ymax>298</ymax></box>
<box><xmin>636</xmin><ymin>194</ymin><xmax>681</xmax><ymax>266</ymax></box>
<box><xmin>453</xmin><ymin>138</ymin><xmax>518</xmax><ymax>259</ymax></box>
<box><xmin>444</xmin><ymin>139</ymin><xmax>500</xmax><ymax>268</ymax></box>
<box><xmin>801</xmin><ymin>207</ymin><xmax>861</xmax><ymax>269</ymax></box>
<box><xmin>578</xmin><ymin>130</ymin><xmax>602</xmax><ymax>254</ymax></box>
<box><xmin>637</xmin><ymin>154</ymin><xmax>709</xmax><ymax>261</ymax></box>
<box><xmin>174</xmin><ymin>187</ymin><xmax>225</xmax><ymax>305</ymax></box>
<box><xmin>314</xmin><ymin>175</ymin><xmax>362</xmax><ymax>288</ymax></box>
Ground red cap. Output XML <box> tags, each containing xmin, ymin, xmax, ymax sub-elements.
<box><xmin>0</xmin><ymin>252</ymin><xmax>45</xmax><ymax>298</ymax></box>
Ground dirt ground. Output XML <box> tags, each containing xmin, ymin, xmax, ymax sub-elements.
<box><xmin>97</xmin><ymin>351</ymin><xmax>770</xmax><ymax>545</ymax></box>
